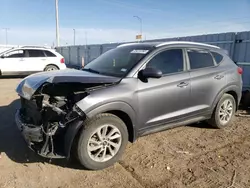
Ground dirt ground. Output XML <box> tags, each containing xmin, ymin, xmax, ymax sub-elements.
<box><xmin>0</xmin><ymin>78</ymin><xmax>250</xmax><ymax>188</ymax></box>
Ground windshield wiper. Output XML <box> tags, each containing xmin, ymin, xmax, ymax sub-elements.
<box><xmin>82</xmin><ymin>68</ymin><xmax>100</xmax><ymax>74</ymax></box>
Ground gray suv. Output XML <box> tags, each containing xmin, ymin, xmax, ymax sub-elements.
<box><xmin>15</xmin><ymin>41</ymin><xmax>242</xmax><ymax>170</ymax></box>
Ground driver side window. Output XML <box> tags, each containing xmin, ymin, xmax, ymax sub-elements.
<box><xmin>146</xmin><ymin>49</ymin><xmax>184</xmax><ymax>75</ymax></box>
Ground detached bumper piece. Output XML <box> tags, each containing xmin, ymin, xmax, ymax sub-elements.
<box><xmin>15</xmin><ymin>110</ymin><xmax>66</xmax><ymax>159</ymax></box>
<box><xmin>15</xmin><ymin>110</ymin><xmax>43</xmax><ymax>146</ymax></box>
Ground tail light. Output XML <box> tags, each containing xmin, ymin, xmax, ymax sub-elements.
<box><xmin>60</xmin><ymin>58</ymin><xmax>65</xmax><ymax>64</ymax></box>
<box><xmin>237</xmin><ymin>67</ymin><xmax>243</xmax><ymax>75</ymax></box>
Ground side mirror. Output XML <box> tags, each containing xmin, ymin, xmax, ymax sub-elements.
<box><xmin>140</xmin><ymin>67</ymin><xmax>162</xmax><ymax>79</ymax></box>
<box><xmin>0</xmin><ymin>55</ymin><xmax>5</xmax><ymax>59</ymax></box>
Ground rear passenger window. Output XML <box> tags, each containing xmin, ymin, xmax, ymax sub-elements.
<box><xmin>28</xmin><ymin>50</ymin><xmax>45</xmax><ymax>57</ymax></box>
<box><xmin>44</xmin><ymin>50</ymin><xmax>56</xmax><ymax>57</ymax></box>
<box><xmin>187</xmin><ymin>49</ymin><xmax>215</xmax><ymax>69</ymax></box>
<box><xmin>211</xmin><ymin>52</ymin><xmax>223</xmax><ymax>64</ymax></box>
<box><xmin>146</xmin><ymin>49</ymin><xmax>184</xmax><ymax>75</ymax></box>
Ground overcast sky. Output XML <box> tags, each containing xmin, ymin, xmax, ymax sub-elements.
<box><xmin>1</xmin><ymin>0</ymin><xmax>250</xmax><ymax>46</ymax></box>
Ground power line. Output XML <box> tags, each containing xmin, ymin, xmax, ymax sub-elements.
<box><xmin>159</xmin><ymin>20</ymin><xmax>250</xmax><ymax>35</ymax></box>
<box><xmin>96</xmin><ymin>0</ymin><xmax>166</xmax><ymax>15</ymax></box>
<box><xmin>96</xmin><ymin>0</ymin><xmax>250</xmax><ymax>22</ymax></box>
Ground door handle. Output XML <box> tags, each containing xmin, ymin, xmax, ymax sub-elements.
<box><xmin>19</xmin><ymin>59</ymin><xmax>25</xmax><ymax>61</ymax></box>
<box><xmin>41</xmin><ymin>59</ymin><xmax>47</xmax><ymax>61</ymax></box>
<box><xmin>214</xmin><ymin>75</ymin><xmax>224</xmax><ymax>80</ymax></box>
<box><xmin>177</xmin><ymin>82</ymin><xmax>189</xmax><ymax>88</ymax></box>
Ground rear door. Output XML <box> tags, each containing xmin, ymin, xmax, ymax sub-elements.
<box><xmin>25</xmin><ymin>49</ymin><xmax>48</xmax><ymax>72</ymax></box>
<box><xmin>186</xmin><ymin>48</ymin><xmax>227</xmax><ymax>115</ymax></box>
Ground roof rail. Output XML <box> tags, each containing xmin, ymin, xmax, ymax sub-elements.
<box><xmin>20</xmin><ymin>46</ymin><xmax>51</xmax><ymax>49</ymax></box>
<box><xmin>156</xmin><ymin>41</ymin><xmax>220</xmax><ymax>49</ymax></box>
<box><xmin>117</xmin><ymin>43</ymin><xmax>139</xmax><ymax>48</ymax></box>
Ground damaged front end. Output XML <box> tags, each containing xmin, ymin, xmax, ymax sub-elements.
<box><xmin>15</xmin><ymin>70</ymin><xmax>119</xmax><ymax>159</ymax></box>
<box><xmin>16</xmin><ymin>83</ymin><xmax>92</xmax><ymax>158</ymax></box>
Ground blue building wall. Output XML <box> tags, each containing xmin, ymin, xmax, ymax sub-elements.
<box><xmin>56</xmin><ymin>31</ymin><xmax>250</xmax><ymax>90</ymax></box>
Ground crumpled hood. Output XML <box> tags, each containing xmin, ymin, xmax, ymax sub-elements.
<box><xmin>16</xmin><ymin>69</ymin><xmax>120</xmax><ymax>100</ymax></box>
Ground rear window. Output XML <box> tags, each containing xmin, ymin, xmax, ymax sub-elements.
<box><xmin>187</xmin><ymin>49</ymin><xmax>215</xmax><ymax>69</ymax></box>
<box><xmin>44</xmin><ymin>50</ymin><xmax>56</xmax><ymax>57</ymax></box>
<box><xmin>211</xmin><ymin>52</ymin><xmax>223</xmax><ymax>64</ymax></box>
<box><xmin>28</xmin><ymin>50</ymin><xmax>45</xmax><ymax>57</ymax></box>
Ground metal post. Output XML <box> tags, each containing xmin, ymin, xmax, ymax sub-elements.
<box><xmin>133</xmin><ymin>16</ymin><xmax>142</xmax><ymax>41</ymax></box>
<box><xmin>2</xmin><ymin>28</ymin><xmax>9</xmax><ymax>46</ymax></box>
<box><xmin>231</xmin><ymin>32</ymin><xmax>237</xmax><ymax>61</ymax></box>
<box><xmin>85</xmin><ymin>31</ymin><xmax>88</xmax><ymax>47</ymax></box>
<box><xmin>55</xmin><ymin>0</ymin><xmax>60</xmax><ymax>46</ymax></box>
<box><xmin>73</xmin><ymin>29</ymin><xmax>76</xmax><ymax>45</ymax></box>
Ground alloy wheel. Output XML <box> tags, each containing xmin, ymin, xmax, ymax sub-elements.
<box><xmin>87</xmin><ymin>124</ymin><xmax>122</xmax><ymax>162</ymax></box>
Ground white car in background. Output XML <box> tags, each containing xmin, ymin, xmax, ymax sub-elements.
<box><xmin>0</xmin><ymin>46</ymin><xmax>66</xmax><ymax>76</ymax></box>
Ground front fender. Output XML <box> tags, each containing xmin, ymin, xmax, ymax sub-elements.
<box><xmin>86</xmin><ymin>101</ymin><xmax>136</xmax><ymax>122</ymax></box>
<box><xmin>64</xmin><ymin>119</ymin><xmax>84</xmax><ymax>159</ymax></box>
<box><xmin>64</xmin><ymin>101</ymin><xmax>137</xmax><ymax>158</ymax></box>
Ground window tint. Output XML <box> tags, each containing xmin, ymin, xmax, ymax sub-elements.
<box><xmin>146</xmin><ymin>49</ymin><xmax>183</xmax><ymax>74</ymax></box>
<box><xmin>187</xmin><ymin>49</ymin><xmax>214</xmax><ymax>69</ymax></box>
<box><xmin>28</xmin><ymin>50</ymin><xmax>45</xmax><ymax>57</ymax></box>
<box><xmin>211</xmin><ymin>52</ymin><xmax>223</xmax><ymax>64</ymax></box>
<box><xmin>5</xmin><ymin>50</ymin><xmax>25</xmax><ymax>58</ymax></box>
<box><xmin>44</xmin><ymin>50</ymin><xmax>56</xmax><ymax>57</ymax></box>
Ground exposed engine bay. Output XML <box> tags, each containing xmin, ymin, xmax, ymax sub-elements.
<box><xmin>18</xmin><ymin>82</ymin><xmax>110</xmax><ymax>158</ymax></box>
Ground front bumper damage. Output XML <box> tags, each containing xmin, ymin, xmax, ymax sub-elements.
<box><xmin>14</xmin><ymin>69</ymin><xmax>118</xmax><ymax>159</ymax></box>
<box><xmin>15</xmin><ymin>110</ymin><xmax>43</xmax><ymax>148</ymax></box>
<box><xmin>15</xmin><ymin>96</ymin><xmax>86</xmax><ymax>159</ymax></box>
<box><xmin>15</xmin><ymin>109</ymin><xmax>69</xmax><ymax>159</ymax></box>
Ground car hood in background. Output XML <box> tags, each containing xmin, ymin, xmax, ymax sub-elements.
<box><xmin>16</xmin><ymin>69</ymin><xmax>120</xmax><ymax>100</ymax></box>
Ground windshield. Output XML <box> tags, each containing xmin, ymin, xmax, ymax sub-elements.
<box><xmin>0</xmin><ymin>48</ymin><xmax>14</xmax><ymax>55</ymax></box>
<box><xmin>83</xmin><ymin>45</ymin><xmax>153</xmax><ymax>77</ymax></box>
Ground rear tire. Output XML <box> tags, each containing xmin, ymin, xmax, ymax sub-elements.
<box><xmin>76</xmin><ymin>113</ymin><xmax>128</xmax><ymax>170</ymax></box>
<box><xmin>208</xmin><ymin>94</ymin><xmax>236</xmax><ymax>129</ymax></box>
<box><xmin>44</xmin><ymin>65</ymin><xmax>59</xmax><ymax>71</ymax></box>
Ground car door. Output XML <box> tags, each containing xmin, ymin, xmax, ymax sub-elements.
<box><xmin>136</xmin><ymin>48</ymin><xmax>192</xmax><ymax>130</ymax></box>
<box><xmin>25</xmin><ymin>49</ymin><xmax>47</xmax><ymax>72</ymax></box>
<box><xmin>186</xmin><ymin>48</ymin><xmax>227</xmax><ymax>115</ymax></box>
<box><xmin>0</xmin><ymin>49</ymin><xmax>27</xmax><ymax>74</ymax></box>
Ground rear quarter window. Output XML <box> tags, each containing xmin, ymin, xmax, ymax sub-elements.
<box><xmin>211</xmin><ymin>52</ymin><xmax>223</xmax><ymax>64</ymax></box>
<box><xmin>44</xmin><ymin>50</ymin><xmax>56</xmax><ymax>57</ymax></box>
<box><xmin>187</xmin><ymin>49</ymin><xmax>215</xmax><ymax>69</ymax></box>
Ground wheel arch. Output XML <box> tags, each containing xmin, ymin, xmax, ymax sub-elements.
<box><xmin>44</xmin><ymin>64</ymin><xmax>60</xmax><ymax>71</ymax></box>
<box><xmin>212</xmin><ymin>85</ymin><xmax>241</xmax><ymax>112</ymax></box>
<box><xmin>86</xmin><ymin>102</ymin><xmax>137</xmax><ymax>143</ymax></box>
<box><xmin>226</xmin><ymin>90</ymin><xmax>238</xmax><ymax>110</ymax></box>
<box><xmin>64</xmin><ymin>102</ymin><xmax>137</xmax><ymax>159</ymax></box>
<box><xmin>104</xmin><ymin>110</ymin><xmax>134</xmax><ymax>142</ymax></box>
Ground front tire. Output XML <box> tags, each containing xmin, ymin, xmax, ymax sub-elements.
<box><xmin>76</xmin><ymin>113</ymin><xmax>128</xmax><ymax>170</ymax></box>
<box><xmin>208</xmin><ymin>94</ymin><xmax>236</xmax><ymax>129</ymax></box>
